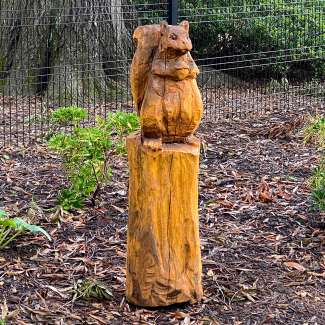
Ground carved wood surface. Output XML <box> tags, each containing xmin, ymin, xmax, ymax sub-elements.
<box><xmin>126</xmin><ymin>133</ymin><xmax>203</xmax><ymax>307</ymax></box>
<box><xmin>131</xmin><ymin>21</ymin><xmax>203</xmax><ymax>151</ymax></box>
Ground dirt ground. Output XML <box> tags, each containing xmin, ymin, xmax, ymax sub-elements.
<box><xmin>0</xmin><ymin>108</ymin><xmax>325</xmax><ymax>324</ymax></box>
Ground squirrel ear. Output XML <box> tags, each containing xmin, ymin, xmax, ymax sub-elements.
<box><xmin>160</xmin><ymin>20</ymin><xmax>169</xmax><ymax>35</ymax></box>
<box><xmin>180</xmin><ymin>20</ymin><xmax>189</xmax><ymax>33</ymax></box>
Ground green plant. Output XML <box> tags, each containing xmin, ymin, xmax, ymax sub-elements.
<box><xmin>48</xmin><ymin>107</ymin><xmax>139</xmax><ymax>210</ymax></box>
<box><xmin>46</xmin><ymin>106</ymin><xmax>88</xmax><ymax>140</ymax></box>
<box><xmin>309</xmin><ymin>160</ymin><xmax>325</xmax><ymax>210</ymax></box>
<box><xmin>48</xmin><ymin>122</ymin><xmax>113</xmax><ymax>210</ymax></box>
<box><xmin>304</xmin><ymin>115</ymin><xmax>325</xmax><ymax>148</ymax></box>
<box><xmin>180</xmin><ymin>0</ymin><xmax>325</xmax><ymax>81</ymax></box>
<box><xmin>105</xmin><ymin>112</ymin><xmax>140</xmax><ymax>153</ymax></box>
<box><xmin>51</xmin><ymin>106</ymin><xmax>87</xmax><ymax>127</ymax></box>
<box><xmin>311</xmin><ymin>184</ymin><xmax>325</xmax><ymax>210</ymax></box>
<box><xmin>0</xmin><ymin>298</ymin><xmax>7</xmax><ymax>325</ymax></box>
<box><xmin>73</xmin><ymin>278</ymin><xmax>113</xmax><ymax>301</ymax></box>
<box><xmin>45</xmin><ymin>106</ymin><xmax>88</xmax><ymax>140</ymax></box>
<box><xmin>0</xmin><ymin>298</ymin><xmax>18</xmax><ymax>324</ymax></box>
<box><xmin>0</xmin><ymin>210</ymin><xmax>51</xmax><ymax>249</ymax></box>
<box><xmin>304</xmin><ymin>115</ymin><xmax>325</xmax><ymax>210</ymax></box>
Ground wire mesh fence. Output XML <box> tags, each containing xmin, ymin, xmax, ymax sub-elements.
<box><xmin>0</xmin><ymin>0</ymin><xmax>324</xmax><ymax>146</ymax></box>
<box><xmin>180</xmin><ymin>0</ymin><xmax>325</xmax><ymax>121</ymax></box>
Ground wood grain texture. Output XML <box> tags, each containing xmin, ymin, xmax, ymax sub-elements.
<box><xmin>131</xmin><ymin>21</ymin><xmax>203</xmax><ymax>151</ymax></box>
<box><xmin>126</xmin><ymin>132</ymin><xmax>203</xmax><ymax>307</ymax></box>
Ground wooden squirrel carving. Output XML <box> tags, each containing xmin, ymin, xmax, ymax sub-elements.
<box><xmin>131</xmin><ymin>21</ymin><xmax>203</xmax><ymax>151</ymax></box>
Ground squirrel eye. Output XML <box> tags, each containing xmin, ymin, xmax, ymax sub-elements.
<box><xmin>169</xmin><ymin>33</ymin><xmax>177</xmax><ymax>40</ymax></box>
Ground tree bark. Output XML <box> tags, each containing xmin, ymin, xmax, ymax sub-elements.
<box><xmin>0</xmin><ymin>0</ymin><xmax>132</xmax><ymax>101</ymax></box>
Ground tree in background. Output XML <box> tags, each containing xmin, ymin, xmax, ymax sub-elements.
<box><xmin>0</xmin><ymin>0</ymin><xmax>133</xmax><ymax>100</ymax></box>
<box><xmin>0</xmin><ymin>0</ymin><xmax>324</xmax><ymax>102</ymax></box>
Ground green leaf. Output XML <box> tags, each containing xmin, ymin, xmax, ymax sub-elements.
<box><xmin>0</xmin><ymin>218</ymin><xmax>18</xmax><ymax>229</ymax></box>
<box><xmin>48</xmin><ymin>110</ymin><xmax>139</xmax><ymax>211</ymax></box>
<box><xmin>74</xmin><ymin>279</ymin><xmax>113</xmax><ymax>301</ymax></box>
<box><xmin>12</xmin><ymin>218</ymin><xmax>52</xmax><ymax>241</ymax></box>
<box><xmin>51</xmin><ymin>106</ymin><xmax>87</xmax><ymax>127</ymax></box>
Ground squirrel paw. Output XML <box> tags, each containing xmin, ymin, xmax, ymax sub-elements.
<box><xmin>143</xmin><ymin>137</ymin><xmax>162</xmax><ymax>152</ymax></box>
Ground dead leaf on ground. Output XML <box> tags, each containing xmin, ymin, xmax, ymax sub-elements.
<box><xmin>284</xmin><ymin>261</ymin><xmax>306</xmax><ymax>272</ymax></box>
<box><xmin>258</xmin><ymin>178</ymin><xmax>274</xmax><ymax>203</ymax></box>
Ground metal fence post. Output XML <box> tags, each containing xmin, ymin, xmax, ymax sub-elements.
<box><xmin>168</xmin><ymin>0</ymin><xmax>178</xmax><ymax>25</ymax></box>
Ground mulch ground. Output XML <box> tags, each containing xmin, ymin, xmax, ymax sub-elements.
<box><xmin>0</xmin><ymin>109</ymin><xmax>325</xmax><ymax>324</ymax></box>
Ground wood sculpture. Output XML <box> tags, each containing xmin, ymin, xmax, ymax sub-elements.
<box><xmin>131</xmin><ymin>20</ymin><xmax>203</xmax><ymax>150</ymax></box>
<box><xmin>126</xmin><ymin>20</ymin><xmax>203</xmax><ymax>307</ymax></box>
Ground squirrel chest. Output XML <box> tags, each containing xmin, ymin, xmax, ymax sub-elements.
<box><xmin>140</xmin><ymin>53</ymin><xmax>203</xmax><ymax>139</ymax></box>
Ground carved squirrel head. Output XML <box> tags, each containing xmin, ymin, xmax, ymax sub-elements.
<box><xmin>159</xmin><ymin>20</ymin><xmax>192</xmax><ymax>57</ymax></box>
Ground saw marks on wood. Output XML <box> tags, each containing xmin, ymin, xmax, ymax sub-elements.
<box><xmin>126</xmin><ymin>133</ymin><xmax>203</xmax><ymax>307</ymax></box>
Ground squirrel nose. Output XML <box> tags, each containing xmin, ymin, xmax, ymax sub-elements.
<box><xmin>183</xmin><ymin>41</ymin><xmax>192</xmax><ymax>50</ymax></box>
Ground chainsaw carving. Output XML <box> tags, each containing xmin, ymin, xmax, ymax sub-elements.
<box><xmin>131</xmin><ymin>20</ymin><xmax>203</xmax><ymax>150</ymax></box>
<box><xmin>126</xmin><ymin>21</ymin><xmax>203</xmax><ymax>307</ymax></box>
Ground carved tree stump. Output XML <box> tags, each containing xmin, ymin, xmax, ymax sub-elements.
<box><xmin>126</xmin><ymin>132</ymin><xmax>203</xmax><ymax>307</ymax></box>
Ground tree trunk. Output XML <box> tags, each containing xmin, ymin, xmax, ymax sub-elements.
<box><xmin>126</xmin><ymin>132</ymin><xmax>203</xmax><ymax>307</ymax></box>
<box><xmin>0</xmin><ymin>0</ymin><xmax>132</xmax><ymax>103</ymax></box>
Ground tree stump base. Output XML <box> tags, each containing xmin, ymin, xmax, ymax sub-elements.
<box><xmin>126</xmin><ymin>132</ymin><xmax>203</xmax><ymax>307</ymax></box>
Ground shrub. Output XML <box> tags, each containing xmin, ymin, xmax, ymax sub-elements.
<box><xmin>304</xmin><ymin>116</ymin><xmax>325</xmax><ymax>210</ymax></box>
<box><xmin>133</xmin><ymin>0</ymin><xmax>325</xmax><ymax>80</ymax></box>
<box><xmin>51</xmin><ymin>106</ymin><xmax>87</xmax><ymax>126</ymax></box>
<box><xmin>49</xmin><ymin>124</ymin><xmax>113</xmax><ymax>210</ymax></box>
<box><xmin>181</xmin><ymin>0</ymin><xmax>325</xmax><ymax>80</ymax></box>
<box><xmin>105</xmin><ymin>111</ymin><xmax>140</xmax><ymax>154</ymax></box>
<box><xmin>0</xmin><ymin>210</ymin><xmax>51</xmax><ymax>249</ymax></box>
<box><xmin>46</xmin><ymin>106</ymin><xmax>88</xmax><ymax>140</ymax></box>
<box><xmin>48</xmin><ymin>107</ymin><xmax>139</xmax><ymax>210</ymax></box>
